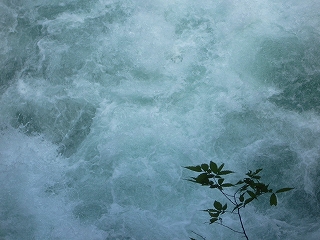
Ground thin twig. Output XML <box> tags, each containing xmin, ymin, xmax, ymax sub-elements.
<box><xmin>213</xmin><ymin>177</ymin><xmax>236</xmax><ymax>205</ymax></box>
<box><xmin>191</xmin><ymin>231</ymin><xmax>206</xmax><ymax>240</ymax></box>
<box><xmin>233</xmin><ymin>187</ymin><xmax>249</xmax><ymax>240</ymax></box>
<box><xmin>237</xmin><ymin>208</ymin><xmax>249</xmax><ymax>240</ymax></box>
<box><xmin>214</xmin><ymin>222</ymin><xmax>244</xmax><ymax>235</ymax></box>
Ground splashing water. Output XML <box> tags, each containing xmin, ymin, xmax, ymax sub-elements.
<box><xmin>1</xmin><ymin>0</ymin><xmax>320</xmax><ymax>239</ymax></box>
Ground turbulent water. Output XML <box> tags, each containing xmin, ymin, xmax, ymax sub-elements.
<box><xmin>1</xmin><ymin>0</ymin><xmax>320</xmax><ymax>239</ymax></box>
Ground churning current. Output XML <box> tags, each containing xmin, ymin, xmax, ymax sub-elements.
<box><xmin>1</xmin><ymin>0</ymin><xmax>320</xmax><ymax>239</ymax></box>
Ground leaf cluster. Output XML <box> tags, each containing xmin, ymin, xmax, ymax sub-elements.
<box><xmin>185</xmin><ymin>161</ymin><xmax>293</xmax><ymax>238</ymax></box>
<box><xmin>205</xmin><ymin>200</ymin><xmax>228</xmax><ymax>224</ymax></box>
<box><xmin>185</xmin><ymin>162</ymin><xmax>234</xmax><ymax>188</ymax></box>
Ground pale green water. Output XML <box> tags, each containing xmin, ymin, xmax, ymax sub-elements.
<box><xmin>1</xmin><ymin>0</ymin><xmax>320</xmax><ymax>239</ymax></box>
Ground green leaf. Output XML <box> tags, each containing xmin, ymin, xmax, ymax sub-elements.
<box><xmin>222</xmin><ymin>203</ymin><xmax>227</xmax><ymax>211</ymax></box>
<box><xmin>210</xmin><ymin>161</ymin><xmax>218</xmax><ymax>174</ymax></box>
<box><xmin>206</xmin><ymin>209</ymin><xmax>216</xmax><ymax>212</ymax></box>
<box><xmin>276</xmin><ymin>188</ymin><xmax>294</xmax><ymax>193</ymax></box>
<box><xmin>240</xmin><ymin>185</ymin><xmax>248</xmax><ymax>192</ymax></box>
<box><xmin>244</xmin><ymin>178</ymin><xmax>253</xmax><ymax>185</ymax></box>
<box><xmin>219</xmin><ymin>170</ymin><xmax>234</xmax><ymax>175</ymax></box>
<box><xmin>244</xmin><ymin>197</ymin><xmax>255</xmax><ymax>206</ymax></box>
<box><xmin>218</xmin><ymin>163</ymin><xmax>225</xmax><ymax>172</ymax></box>
<box><xmin>185</xmin><ymin>165</ymin><xmax>202</xmax><ymax>172</ymax></box>
<box><xmin>239</xmin><ymin>194</ymin><xmax>244</xmax><ymax>202</ymax></box>
<box><xmin>221</xmin><ymin>183</ymin><xmax>234</xmax><ymax>187</ymax></box>
<box><xmin>201</xmin><ymin>164</ymin><xmax>209</xmax><ymax>172</ymax></box>
<box><xmin>218</xmin><ymin>178</ymin><xmax>224</xmax><ymax>185</ymax></box>
<box><xmin>270</xmin><ymin>193</ymin><xmax>277</xmax><ymax>206</ymax></box>
<box><xmin>246</xmin><ymin>170</ymin><xmax>253</xmax><ymax>177</ymax></box>
<box><xmin>251</xmin><ymin>175</ymin><xmax>261</xmax><ymax>179</ymax></box>
<box><xmin>247</xmin><ymin>190</ymin><xmax>256</xmax><ymax>199</ymax></box>
<box><xmin>210</xmin><ymin>218</ymin><xmax>219</xmax><ymax>224</ymax></box>
<box><xmin>186</xmin><ymin>179</ymin><xmax>197</xmax><ymax>183</ymax></box>
<box><xmin>214</xmin><ymin>201</ymin><xmax>223</xmax><ymax>210</ymax></box>
<box><xmin>254</xmin><ymin>168</ymin><xmax>263</xmax><ymax>174</ymax></box>
<box><xmin>194</xmin><ymin>173</ymin><xmax>209</xmax><ymax>185</ymax></box>
<box><xmin>232</xmin><ymin>203</ymin><xmax>243</xmax><ymax>212</ymax></box>
<box><xmin>255</xmin><ymin>183</ymin><xmax>269</xmax><ymax>193</ymax></box>
<box><xmin>209</xmin><ymin>212</ymin><xmax>220</xmax><ymax>218</ymax></box>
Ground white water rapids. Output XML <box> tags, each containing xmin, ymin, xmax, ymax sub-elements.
<box><xmin>1</xmin><ymin>0</ymin><xmax>320</xmax><ymax>239</ymax></box>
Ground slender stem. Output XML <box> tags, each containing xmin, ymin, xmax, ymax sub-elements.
<box><xmin>213</xmin><ymin>177</ymin><xmax>236</xmax><ymax>205</ymax></box>
<box><xmin>211</xmin><ymin>177</ymin><xmax>250</xmax><ymax>239</ymax></box>
<box><xmin>233</xmin><ymin>187</ymin><xmax>249</xmax><ymax>240</ymax></box>
<box><xmin>215</xmin><ymin>181</ymin><xmax>249</xmax><ymax>239</ymax></box>
<box><xmin>191</xmin><ymin>231</ymin><xmax>206</xmax><ymax>240</ymax></box>
<box><xmin>233</xmin><ymin>186</ymin><xmax>243</xmax><ymax>204</ymax></box>
<box><xmin>225</xmin><ymin>211</ymin><xmax>238</xmax><ymax>215</ymax></box>
<box><xmin>224</xmin><ymin>192</ymin><xmax>235</xmax><ymax>198</ymax></box>
<box><xmin>237</xmin><ymin>208</ymin><xmax>249</xmax><ymax>240</ymax></box>
<box><xmin>215</xmin><ymin>222</ymin><xmax>244</xmax><ymax>234</ymax></box>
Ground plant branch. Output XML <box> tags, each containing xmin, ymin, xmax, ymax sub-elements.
<box><xmin>215</xmin><ymin>222</ymin><xmax>244</xmax><ymax>235</ymax></box>
<box><xmin>185</xmin><ymin>161</ymin><xmax>293</xmax><ymax>240</ymax></box>
<box><xmin>191</xmin><ymin>231</ymin><xmax>206</xmax><ymax>240</ymax></box>
<box><xmin>213</xmin><ymin>177</ymin><xmax>236</xmax><ymax>205</ymax></box>
<box><xmin>237</xmin><ymin>208</ymin><xmax>249</xmax><ymax>240</ymax></box>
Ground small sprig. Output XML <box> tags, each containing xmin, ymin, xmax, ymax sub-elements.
<box><xmin>185</xmin><ymin>161</ymin><xmax>293</xmax><ymax>240</ymax></box>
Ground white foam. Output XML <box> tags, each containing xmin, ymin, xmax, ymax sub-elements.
<box><xmin>1</xmin><ymin>0</ymin><xmax>320</xmax><ymax>239</ymax></box>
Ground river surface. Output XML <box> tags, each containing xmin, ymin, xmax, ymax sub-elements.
<box><xmin>1</xmin><ymin>0</ymin><xmax>320</xmax><ymax>239</ymax></box>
